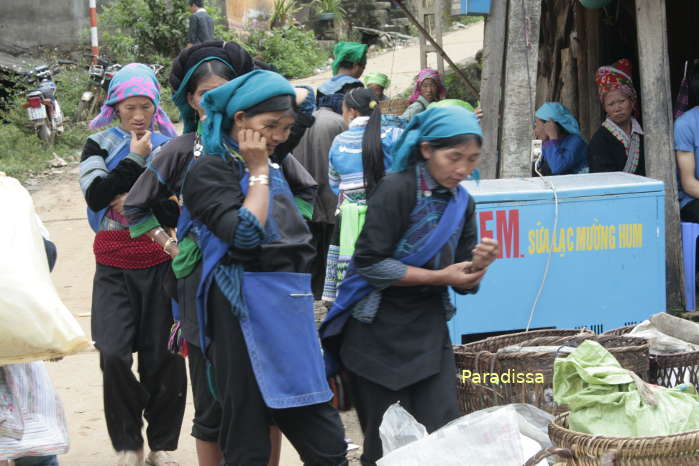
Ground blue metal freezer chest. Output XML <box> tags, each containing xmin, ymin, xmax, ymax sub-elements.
<box><xmin>452</xmin><ymin>0</ymin><xmax>492</xmax><ymax>16</ymax></box>
<box><xmin>449</xmin><ymin>172</ymin><xmax>666</xmax><ymax>344</ymax></box>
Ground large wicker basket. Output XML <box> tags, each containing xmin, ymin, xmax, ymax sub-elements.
<box><xmin>454</xmin><ymin>330</ymin><xmax>649</xmax><ymax>415</ymax></box>
<box><xmin>379</xmin><ymin>98</ymin><xmax>409</xmax><ymax>115</ymax></box>
<box><xmin>499</xmin><ymin>334</ymin><xmax>649</xmax><ymax>414</ymax></box>
<box><xmin>604</xmin><ymin>324</ymin><xmax>699</xmax><ymax>391</ymax></box>
<box><xmin>453</xmin><ymin>329</ymin><xmax>593</xmax><ymax>414</ymax></box>
<box><xmin>548</xmin><ymin>412</ymin><xmax>699</xmax><ymax>465</ymax></box>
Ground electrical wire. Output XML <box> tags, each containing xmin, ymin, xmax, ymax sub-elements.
<box><xmin>528</xmin><ymin>160</ymin><xmax>560</xmax><ymax>332</ymax></box>
<box><xmin>389</xmin><ymin>34</ymin><xmax>398</xmax><ymax>96</ymax></box>
<box><xmin>521</xmin><ymin>0</ymin><xmax>560</xmax><ymax>332</ymax></box>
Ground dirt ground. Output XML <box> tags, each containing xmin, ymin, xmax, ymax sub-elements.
<box><xmin>27</xmin><ymin>23</ymin><xmax>484</xmax><ymax>465</ymax></box>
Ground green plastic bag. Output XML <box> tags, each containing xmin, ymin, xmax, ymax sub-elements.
<box><xmin>553</xmin><ymin>340</ymin><xmax>699</xmax><ymax>437</ymax></box>
<box><xmin>427</xmin><ymin>99</ymin><xmax>475</xmax><ymax>112</ymax></box>
<box><xmin>338</xmin><ymin>201</ymin><xmax>367</xmax><ymax>257</ymax></box>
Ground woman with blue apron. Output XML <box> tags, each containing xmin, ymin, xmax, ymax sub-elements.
<box><xmin>320</xmin><ymin>107</ymin><xmax>499</xmax><ymax>466</ymax></box>
<box><xmin>123</xmin><ymin>41</ymin><xmax>316</xmax><ymax>466</ymax></box>
<box><xmin>180</xmin><ymin>70</ymin><xmax>347</xmax><ymax>466</ymax></box>
<box><xmin>79</xmin><ymin>64</ymin><xmax>186</xmax><ymax>466</ymax></box>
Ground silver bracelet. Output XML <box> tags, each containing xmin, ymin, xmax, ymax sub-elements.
<box><xmin>249</xmin><ymin>175</ymin><xmax>270</xmax><ymax>186</ymax></box>
<box><xmin>163</xmin><ymin>237</ymin><xmax>178</xmax><ymax>252</ymax></box>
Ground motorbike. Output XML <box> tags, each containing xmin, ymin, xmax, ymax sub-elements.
<box><xmin>75</xmin><ymin>54</ymin><xmax>121</xmax><ymax>122</ymax></box>
<box><xmin>21</xmin><ymin>60</ymin><xmax>74</xmax><ymax>143</ymax></box>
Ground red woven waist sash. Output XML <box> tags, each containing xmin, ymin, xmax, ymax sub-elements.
<box><xmin>93</xmin><ymin>229</ymin><xmax>170</xmax><ymax>269</ymax></box>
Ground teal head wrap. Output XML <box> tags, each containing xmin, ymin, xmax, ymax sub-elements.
<box><xmin>391</xmin><ymin>106</ymin><xmax>483</xmax><ymax>172</ymax></box>
<box><xmin>200</xmin><ymin>70</ymin><xmax>296</xmax><ymax>156</ymax></box>
<box><xmin>172</xmin><ymin>57</ymin><xmax>236</xmax><ymax>134</ymax></box>
<box><xmin>535</xmin><ymin>102</ymin><xmax>580</xmax><ymax>135</ymax></box>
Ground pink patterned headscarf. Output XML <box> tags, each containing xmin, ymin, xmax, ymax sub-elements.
<box><xmin>89</xmin><ymin>63</ymin><xmax>178</xmax><ymax>137</ymax></box>
<box><xmin>408</xmin><ymin>68</ymin><xmax>447</xmax><ymax>104</ymax></box>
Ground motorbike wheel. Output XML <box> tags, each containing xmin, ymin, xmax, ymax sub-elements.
<box><xmin>75</xmin><ymin>99</ymin><xmax>92</xmax><ymax>122</ymax></box>
<box><xmin>37</xmin><ymin>124</ymin><xmax>53</xmax><ymax>143</ymax></box>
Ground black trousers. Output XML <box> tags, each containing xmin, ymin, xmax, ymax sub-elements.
<box><xmin>91</xmin><ymin>262</ymin><xmax>187</xmax><ymax>452</ymax></box>
<box><xmin>188</xmin><ymin>342</ymin><xmax>222</xmax><ymax>442</ymax></box>
<box><xmin>348</xmin><ymin>354</ymin><xmax>460</xmax><ymax>466</ymax></box>
<box><xmin>208</xmin><ymin>283</ymin><xmax>348</xmax><ymax>466</ymax></box>
<box><xmin>308</xmin><ymin>221</ymin><xmax>334</xmax><ymax>300</ymax></box>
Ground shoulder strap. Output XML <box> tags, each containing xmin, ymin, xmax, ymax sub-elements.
<box><xmin>151</xmin><ymin>132</ymin><xmax>171</xmax><ymax>148</ymax></box>
<box><xmin>401</xmin><ymin>186</ymin><xmax>469</xmax><ymax>267</ymax></box>
<box><xmin>319</xmin><ymin>186</ymin><xmax>470</xmax><ymax>366</ymax></box>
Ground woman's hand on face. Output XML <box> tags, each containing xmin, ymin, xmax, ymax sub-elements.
<box><xmin>239</xmin><ymin>128</ymin><xmax>270</xmax><ymax>175</ymax></box>
<box><xmin>544</xmin><ymin>121</ymin><xmax>560</xmax><ymax>141</ymax></box>
<box><xmin>471</xmin><ymin>238</ymin><xmax>499</xmax><ymax>271</ymax></box>
<box><xmin>534</xmin><ymin>120</ymin><xmax>547</xmax><ymax>141</ymax></box>
<box><xmin>441</xmin><ymin>261</ymin><xmax>487</xmax><ymax>289</ymax></box>
<box><xmin>110</xmin><ymin>193</ymin><xmax>127</xmax><ymax>215</ymax></box>
<box><xmin>130</xmin><ymin>130</ymin><xmax>152</xmax><ymax>158</ymax></box>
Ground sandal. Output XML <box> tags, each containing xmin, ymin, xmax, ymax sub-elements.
<box><xmin>145</xmin><ymin>451</ymin><xmax>179</xmax><ymax>466</ymax></box>
<box><xmin>117</xmin><ymin>450</ymin><xmax>144</xmax><ymax>466</ymax></box>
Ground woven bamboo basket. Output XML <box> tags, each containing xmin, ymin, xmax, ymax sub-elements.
<box><xmin>547</xmin><ymin>412</ymin><xmax>699</xmax><ymax>465</ymax></box>
<box><xmin>454</xmin><ymin>331</ymin><xmax>649</xmax><ymax>415</ymax></box>
<box><xmin>453</xmin><ymin>329</ymin><xmax>593</xmax><ymax>414</ymax></box>
<box><xmin>496</xmin><ymin>334</ymin><xmax>649</xmax><ymax>414</ymax></box>
<box><xmin>379</xmin><ymin>98</ymin><xmax>409</xmax><ymax>115</ymax></box>
<box><xmin>604</xmin><ymin>324</ymin><xmax>699</xmax><ymax>392</ymax></box>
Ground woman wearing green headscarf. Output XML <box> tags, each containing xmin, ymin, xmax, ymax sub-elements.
<box><xmin>180</xmin><ymin>70</ymin><xmax>347</xmax><ymax>466</ymax></box>
<box><xmin>317</xmin><ymin>41</ymin><xmax>369</xmax><ymax>114</ymax></box>
<box><xmin>320</xmin><ymin>106</ymin><xmax>499</xmax><ymax>466</ymax></box>
<box><xmin>363</xmin><ymin>72</ymin><xmax>390</xmax><ymax>101</ymax></box>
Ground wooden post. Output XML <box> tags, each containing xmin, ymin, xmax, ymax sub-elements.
<box><xmin>585</xmin><ymin>7</ymin><xmax>601</xmax><ymax>140</ymax></box>
<box><xmin>499</xmin><ymin>0</ymin><xmax>542</xmax><ymax>178</ymax></box>
<box><xmin>479</xmin><ymin>0</ymin><xmax>508</xmax><ymax>179</ymax></box>
<box><xmin>416</xmin><ymin>0</ymin><xmax>444</xmax><ymax>73</ymax></box>
<box><xmin>434</xmin><ymin>0</ymin><xmax>445</xmax><ymax>75</ymax></box>
<box><xmin>559</xmin><ymin>47</ymin><xmax>577</xmax><ymax>116</ymax></box>
<box><xmin>574</xmin><ymin>4</ymin><xmax>591</xmax><ymax>140</ymax></box>
<box><xmin>417</xmin><ymin>0</ymin><xmax>428</xmax><ymax>69</ymax></box>
<box><xmin>635</xmin><ymin>0</ymin><xmax>683</xmax><ymax>310</ymax></box>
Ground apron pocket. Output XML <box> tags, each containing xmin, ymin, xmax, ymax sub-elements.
<box><xmin>240</xmin><ymin>271</ymin><xmax>332</xmax><ymax>409</ymax></box>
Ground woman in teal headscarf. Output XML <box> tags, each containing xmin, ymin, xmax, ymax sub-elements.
<box><xmin>180</xmin><ymin>70</ymin><xmax>347</xmax><ymax>466</ymax></box>
<box><xmin>533</xmin><ymin>102</ymin><xmax>588</xmax><ymax>175</ymax></box>
<box><xmin>123</xmin><ymin>41</ymin><xmax>291</xmax><ymax>466</ymax></box>
<box><xmin>320</xmin><ymin>106</ymin><xmax>499</xmax><ymax>466</ymax></box>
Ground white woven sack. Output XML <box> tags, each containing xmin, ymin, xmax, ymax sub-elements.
<box><xmin>0</xmin><ymin>174</ymin><xmax>91</xmax><ymax>364</ymax></box>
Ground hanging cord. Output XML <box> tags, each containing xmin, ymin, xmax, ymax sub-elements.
<box><xmin>389</xmin><ymin>34</ymin><xmax>398</xmax><ymax>96</ymax></box>
<box><xmin>521</xmin><ymin>0</ymin><xmax>560</xmax><ymax>332</ymax></box>
<box><xmin>529</xmin><ymin>162</ymin><xmax>560</xmax><ymax>332</ymax></box>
